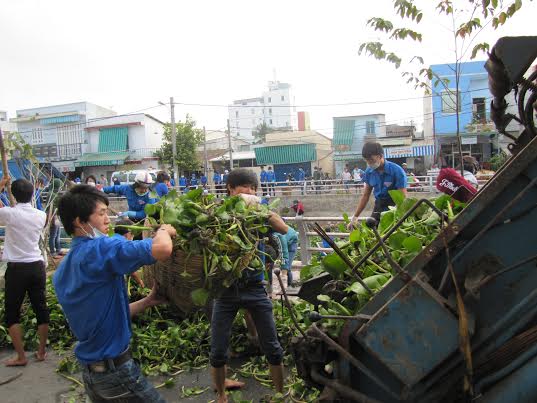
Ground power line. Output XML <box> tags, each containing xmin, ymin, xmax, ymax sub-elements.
<box><xmin>175</xmin><ymin>87</ymin><xmax>491</xmax><ymax>109</ymax></box>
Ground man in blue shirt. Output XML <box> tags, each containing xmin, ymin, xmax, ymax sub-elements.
<box><xmin>53</xmin><ymin>185</ymin><xmax>176</xmax><ymax>402</ymax></box>
<box><xmin>102</xmin><ymin>171</ymin><xmax>157</xmax><ymax>222</ymax></box>
<box><xmin>211</xmin><ymin>169</ymin><xmax>288</xmax><ymax>403</ymax></box>
<box><xmin>259</xmin><ymin>166</ymin><xmax>268</xmax><ymax>196</ymax></box>
<box><xmin>190</xmin><ymin>173</ymin><xmax>198</xmax><ymax>190</ymax></box>
<box><xmin>274</xmin><ymin>226</ymin><xmax>298</xmax><ymax>287</ymax></box>
<box><xmin>349</xmin><ymin>142</ymin><xmax>407</xmax><ymax>227</ymax></box>
<box><xmin>179</xmin><ymin>174</ymin><xmax>188</xmax><ymax>193</ymax></box>
<box><xmin>266</xmin><ymin>166</ymin><xmax>276</xmax><ymax>196</ymax></box>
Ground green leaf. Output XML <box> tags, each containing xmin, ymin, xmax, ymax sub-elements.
<box><xmin>379</xmin><ymin>210</ymin><xmax>395</xmax><ymax>233</ymax></box>
<box><xmin>343</xmin><ymin>213</ymin><xmax>350</xmax><ymax>224</ymax></box>
<box><xmin>388</xmin><ymin>231</ymin><xmax>406</xmax><ymax>250</ymax></box>
<box><xmin>403</xmin><ymin>236</ymin><xmax>422</xmax><ymax>253</ymax></box>
<box><xmin>145</xmin><ymin>203</ymin><xmax>157</xmax><ymax>216</ymax></box>
<box><xmin>317</xmin><ymin>294</ymin><xmax>331</xmax><ymax>302</ymax></box>
<box><xmin>321</xmin><ymin>253</ymin><xmax>348</xmax><ymax>279</ymax></box>
<box><xmin>349</xmin><ymin>229</ymin><xmax>362</xmax><ymax>243</ymax></box>
<box><xmin>191</xmin><ymin>288</ymin><xmax>210</xmax><ymax>306</ymax></box>
<box><xmin>388</xmin><ymin>189</ymin><xmax>405</xmax><ymax>207</ymax></box>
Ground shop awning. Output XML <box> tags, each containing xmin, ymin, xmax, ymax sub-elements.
<box><xmin>75</xmin><ymin>151</ymin><xmax>130</xmax><ymax>167</ymax></box>
<box><xmin>384</xmin><ymin>145</ymin><xmax>435</xmax><ymax>158</ymax></box>
<box><xmin>333</xmin><ymin>120</ymin><xmax>355</xmax><ymax>146</ymax></box>
<box><xmin>98</xmin><ymin>127</ymin><xmax>128</xmax><ymax>152</ymax></box>
<box><xmin>40</xmin><ymin>114</ymin><xmax>81</xmax><ymax>125</ymax></box>
<box><xmin>254</xmin><ymin>143</ymin><xmax>316</xmax><ymax>165</ymax></box>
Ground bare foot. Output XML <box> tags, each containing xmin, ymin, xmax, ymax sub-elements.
<box><xmin>216</xmin><ymin>393</ymin><xmax>228</xmax><ymax>403</ymax></box>
<box><xmin>35</xmin><ymin>351</ymin><xmax>47</xmax><ymax>361</ymax></box>
<box><xmin>5</xmin><ymin>356</ymin><xmax>28</xmax><ymax>367</ymax></box>
<box><xmin>224</xmin><ymin>378</ymin><xmax>245</xmax><ymax>390</ymax></box>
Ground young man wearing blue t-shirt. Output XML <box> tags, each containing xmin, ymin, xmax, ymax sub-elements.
<box><xmin>211</xmin><ymin>168</ymin><xmax>288</xmax><ymax>403</ymax></box>
<box><xmin>53</xmin><ymin>185</ymin><xmax>176</xmax><ymax>402</ymax></box>
<box><xmin>349</xmin><ymin>142</ymin><xmax>407</xmax><ymax>227</ymax></box>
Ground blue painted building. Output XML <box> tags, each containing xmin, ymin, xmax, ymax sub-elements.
<box><xmin>426</xmin><ymin>60</ymin><xmax>497</xmax><ymax>166</ymax></box>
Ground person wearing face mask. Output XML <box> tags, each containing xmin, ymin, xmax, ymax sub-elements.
<box><xmin>85</xmin><ymin>175</ymin><xmax>98</xmax><ymax>187</ymax></box>
<box><xmin>349</xmin><ymin>142</ymin><xmax>407</xmax><ymax>228</ymax></box>
<box><xmin>103</xmin><ymin>171</ymin><xmax>157</xmax><ymax>222</ymax></box>
<box><xmin>53</xmin><ymin>185</ymin><xmax>176</xmax><ymax>402</ymax></box>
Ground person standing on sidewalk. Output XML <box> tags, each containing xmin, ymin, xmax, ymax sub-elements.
<box><xmin>53</xmin><ymin>185</ymin><xmax>176</xmax><ymax>402</ymax></box>
<box><xmin>349</xmin><ymin>142</ymin><xmax>407</xmax><ymax>227</ymax></box>
<box><xmin>0</xmin><ymin>177</ymin><xmax>48</xmax><ymax>366</ymax></box>
<box><xmin>266</xmin><ymin>166</ymin><xmax>276</xmax><ymax>196</ymax></box>
<box><xmin>260</xmin><ymin>166</ymin><xmax>268</xmax><ymax>196</ymax></box>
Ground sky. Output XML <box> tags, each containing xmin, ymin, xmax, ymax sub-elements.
<box><xmin>1</xmin><ymin>0</ymin><xmax>536</xmax><ymax>137</ymax></box>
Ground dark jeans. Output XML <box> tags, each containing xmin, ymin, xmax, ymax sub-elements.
<box><xmin>268</xmin><ymin>183</ymin><xmax>276</xmax><ymax>196</ymax></box>
<box><xmin>82</xmin><ymin>359</ymin><xmax>165</xmax><ymax>403</ymax></box>
<box><xmin>4</xmin><ymin>261</ymin><xmax>49</xmax><ymax>327</ymax></box>
<box><xmin>286</xmin><ymin>241</ymin><xmax>298</xmax><ymax>286</ymax></box>
<box><xmin>372</xmin><ymin>197</ymin><xmax>395</xmax><ymax>223</ymax></box>
<box><xmin>210</xmin><ymin>283</ymin><xmax>283</xmax><ymax>368</ymax></box>
<box><xmin>49</xmin><ymin>223</ymin><xmax>61</xmax><ymax>255</ymax></box>
<box><xmin>261</xmin><ymin>183</ymin><xmax>267</xmax><ymax>196</ymax></box>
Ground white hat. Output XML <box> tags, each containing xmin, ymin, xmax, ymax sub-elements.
<box><xmin>134</xmin><ymin>171</ymin><xmax>153</xmax><ymax>185</ymax></box>
<box><xmin>225</xmin><ymin>170</ymin><xmax>229</xmax><ymax>174</ymax></box>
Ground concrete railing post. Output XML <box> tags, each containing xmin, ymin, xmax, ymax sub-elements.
<box><xmin>295</xmin><ymin>215</ymin><xmax>311</xmax><ymax>265</ymax></box>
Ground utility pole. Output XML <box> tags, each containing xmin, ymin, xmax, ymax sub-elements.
<box><xmin>170</xmin><ymin>97</ymin><xmax>178</xmax><ymax>186</ymax></box>
<box><xmin>227</xmin><ymin>119</ymin><xmax>234</xmax><ymax>171</ymax></box>
<box><xmin>203</xmin><ymin>126</ymin><xmax>208</xmax><ymax>178</ymax></box>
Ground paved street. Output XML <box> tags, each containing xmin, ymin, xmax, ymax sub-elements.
<box><xmin>0</xmin><ymin>350</ymin><xmax>273</xmax><ymax>402</ymax></box>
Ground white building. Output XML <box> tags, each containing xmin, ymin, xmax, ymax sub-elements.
<box><xmin>0</xmin><ymin>111</ymin><xmax>17</xmax><ymax>135</ymax></box>
<box><xmin>12</xmin><ymin>102</ymin><xmax>116</xmax><ymax>173</ymax></box>
<box><xmin>79</xmin><ymin>113</ymin><xmax>165</xmax><ymax>179</ymax></box>
<box><xmin>228</xmin><ymin>81</ymin><xmax>297</xmax><ymax>142</ymax></box>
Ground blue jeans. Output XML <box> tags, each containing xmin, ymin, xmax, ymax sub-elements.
<box><xmin>49</xmin><ymin>224</ymin><xmax>61</xmax><ymax>255</ymax></box>
<box><xmin>210</xmin><ymin>283</ymin><xmax>283</xmax><ymax>368</ymax></box>
<box><xmin>286</xmin><ymin>241</ymin><xmax>298</xmax><ymax>286</ymax></box>
<box><xmin>82</xmin><ymin>359</ymin><xmax>165</xmax><ymax>403</ymax></box>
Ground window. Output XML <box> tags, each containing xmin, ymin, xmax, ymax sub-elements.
<box><xmin>31</xmin><ymin>128</ymin><xmax>44</xmax><ymax>145</ymax></box>
<box><xmin>57</xmin><ymin>124</ymin><xmax>84</xmax><ymax>158</ymax></box>
<box><xmin>269</xmin><ymin>119</ymin><xmax>273</xmax><ymax>125</ymax></box>
<box><xmin>269</xmin><ymin>108</ymin><xmax>272</xmax><ymax>115</ymax></box>
<box><xmin>235</xmin><ymin>111</ymin><xmax>239</xmax><ymax>118</ymax></box>
<box><xmin>441</xmin><ymin>90</ymin><xmax>462</xmax><ymax>114</ymax></box>
<box><xmin>281</xmin><ymin>95</ymin><xmax>285</xmax><ymax>101</ymax></box>
<box><xmin>472</xmin><ymin>98</ymin><xmax>486</xmax><ymax>123</ymax></box>
<box><xmin>268</xmin><ymin>97</ymin><xmax>271</xmax><ymax>103</ymax></box>
<box><xmin>236</xmin><ymin>132</ymin><xmax>240</xmax><ymax>137</ymax></box>
<box><xmin>238</xmin><ymin>144</ymin><xmax>250</xmax><ymax>151</ymax></box>
<box><xmin>366</xmin><ymin>121</ymin><xmax>376</xmax><ymax>135</ymax></box>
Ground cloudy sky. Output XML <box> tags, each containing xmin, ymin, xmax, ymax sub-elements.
<box><xmin>1</xmin><ymin>0</ymin><xmax>535</xmax><ymax>136</ymax></box>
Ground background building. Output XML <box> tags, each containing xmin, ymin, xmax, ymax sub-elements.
<box><xmin>12</xmin><ymin>102</ymin><xmax>116</xmax><ymax>173</ymax></box>
<box><xmin>0</xmin><ymin>111</ymin><xmax>17</xmax><ymax>135</ymax></box>
<box><xmin>332</xmin><ymin>114</ymin><xmax>385</xmax><ymax>176</ymax></box>
<box><xmin>422</xmin><ymin>60</ymin><xmax>521</xmax><ymax>167</ymax></box>
<box><xmin>78</xmin><ymin>113</ymin><xmax>165</xmax><ymax>180</ymax></box>
<box><xmin>253</xmin><ymin>130</ymin><xmax>333</xmax><ymax>181</ymax></box>
<box><xmin>228</xmin><ymin>81</ymin><xmax>297</xmax><ymax>141</ymax></box>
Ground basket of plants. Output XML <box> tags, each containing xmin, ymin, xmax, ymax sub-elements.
<box><xmin>133</xmin><ymin>188</ymin><xmax>274</xmax><ymax>314</ymax></box>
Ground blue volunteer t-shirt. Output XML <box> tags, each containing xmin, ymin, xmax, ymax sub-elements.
<box><xmin>363</xmin><ymin>160</ymin><xmax>407</xmax><ymax>200</ymax></box>
<box><xmin>154</xmin><ymin>182</ymin><xmax>169</xmax><ymax>198</ymax></box>
<box><xmin>52</xmin><ymin>236</ymin><xmax>156</xmax><ymax>364</ymax></box>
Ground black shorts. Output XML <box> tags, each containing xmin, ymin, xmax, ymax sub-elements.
<box><xmin>4</xmin><ymin>260</ymin><xmax>49</xmax><ymax>327</ymax></box>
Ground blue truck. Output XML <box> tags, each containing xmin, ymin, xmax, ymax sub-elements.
<box><xmin>290</xmin><ymin>36</ymin><xmax>537</xmax><ymax>402</ymax></box>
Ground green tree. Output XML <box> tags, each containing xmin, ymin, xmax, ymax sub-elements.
<box><xmin>252</xmin><ymin>122</ymin><xmax>274</xmax><ymax>144</ymax></box>
<box><xmin>359</xmin><ymin>0</ymin><xmax>531</xmax><ymax>173</ymax></box>
<box><xmin>155</xmin><ymin>115</ymin><xmax>204</xmax><ymax>174</ymax></box>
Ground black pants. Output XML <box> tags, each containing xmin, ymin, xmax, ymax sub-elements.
<box><xmin>372</xmin><ymin>197</ymin><xmax>395</xmax><ymax>223</ymax></box>
<box><xmin>4</xmin><ymin>261</ymin><xmax>49</xmax><ymax>327</ymax></box>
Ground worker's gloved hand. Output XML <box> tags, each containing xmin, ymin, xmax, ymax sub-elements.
<box><xmin>240</xmin><ymin>193</ymin><xmax>261</xmax><ymax>207</ymax></box>
<box><xmin>117</xmin><ymin>211</ymin><xmax>128</xmax><ymax>218</ymax></box>
<box><xmin>347</xmin><ymin>215</ymin><xmax>360</xmax><ymax>230</ymax></box>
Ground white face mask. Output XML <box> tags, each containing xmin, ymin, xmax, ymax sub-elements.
<box><xmin>87</xmin><ymin>181</ymin><xmax>96</xmax><ymax>187</ymax></box>
<box><xmin>368</xmin><ymin>160</ymin><xmax>381</xmax><ymax>170</ymax></box>
<box><xmin>80</xmin><ymin>223</ymin><xmax>106</xmax><ymax>239</ymax></box>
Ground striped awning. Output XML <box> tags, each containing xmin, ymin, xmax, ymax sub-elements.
<box><xmin>75</xmin><ymin>151</ymin><xmax>130</xmax><ymax>167</ymax></box>
<box><xmin>98</xmin><ymin>127</ymin><xmax>128</xmax><ymax>152</ymax></box>
<box><xmin>254</xmin><ymin>143</ymin><xmax>316</xmax><ymax>165</ymax></box>
<box><xmin>40</xmin><ymin>115</ymin><xmax>80</xmax><ymax>125</ymax></box>
<box><xmin>333</xmin><ymin>120</ymin><xmax>355</xmax><ymax>146</ymax></box>
<box><xmin>384</xmin><ymin>145</ymin><xmax>435</xmax><ymax>158</ymax></box>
